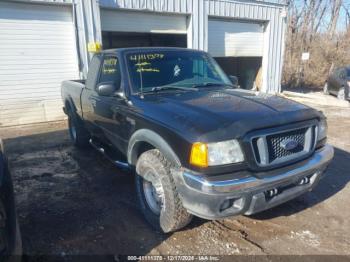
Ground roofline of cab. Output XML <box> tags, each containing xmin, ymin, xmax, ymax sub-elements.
<box><xmin>100</xmin><ymin>47</ymin><xmax>207</xmax><ymax>56</ymax></box>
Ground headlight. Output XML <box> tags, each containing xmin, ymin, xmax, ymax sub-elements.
<box><xmin>190</xmin><ymin>140</ymin><xmax>244</xmax><ymax>167</ymax></box>
<box><xmin>317</xmin><ymin>119</ymin><xmax>328</xmax><ymax>141</ymax></box>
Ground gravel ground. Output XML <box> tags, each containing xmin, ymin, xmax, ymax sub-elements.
<box><xmin>0</xmin><ymin>93</ymin><xmax>349</xmax><ymax>259</ymax></box>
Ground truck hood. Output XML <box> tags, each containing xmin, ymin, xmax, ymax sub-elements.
<box><xmin>132</xmin><ymin>88</ymin><xmax>321</xmax><ymax>142</ymax></box>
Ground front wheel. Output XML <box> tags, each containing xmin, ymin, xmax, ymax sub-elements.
<box><xmin>135</xmin><ymin>149</ymin><xmax>192</xmax><ymax>233</ymax></box>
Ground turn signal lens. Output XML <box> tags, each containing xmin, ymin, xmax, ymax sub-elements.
<box><xmin>190</xmin><ymin>142</ymin><xmax>208</xmax><ymax>168</ymax></box>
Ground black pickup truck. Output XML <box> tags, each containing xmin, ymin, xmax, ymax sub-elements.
<box><xmin>61</xmin><ymin>47</ymin><xmax>334</xmax><ymax>233</ymax></box>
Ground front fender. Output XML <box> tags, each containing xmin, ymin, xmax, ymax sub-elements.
<box><xmin>127</xmin><ymin>129</ymin><xmax>181</xmax><ymax>168</ymax></box>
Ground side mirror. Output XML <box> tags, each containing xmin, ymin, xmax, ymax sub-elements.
<box><xmin>229</xmin><ymin>75</ymin><xmax>240</xmax><ymax>88</ymax></box>
<box><xmin>97</xmin><ymin>83</ymin><xmax>117</xmax><ymax>96</ymax></box>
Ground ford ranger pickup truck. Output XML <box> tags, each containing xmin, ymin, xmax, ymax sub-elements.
<box><xmin>61</xmin><ymin>47</ymin><xmax>334</xmax><ymax>233</ymax></box>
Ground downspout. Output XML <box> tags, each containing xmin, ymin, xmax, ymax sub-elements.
<box><xmin>72</xmin><ymin>0</ymin><xmax>84</xmax><ymax>79</ymax></box>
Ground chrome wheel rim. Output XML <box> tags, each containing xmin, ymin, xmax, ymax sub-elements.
<box><xmin>69</xmin><ymin>118</ymin><xmax>77</xmax><ymax>141</ymax></box>
<box><xmin>142</xmin><ymin>171</ymin><xmax>164</xmax><ymax>215</ymax></box>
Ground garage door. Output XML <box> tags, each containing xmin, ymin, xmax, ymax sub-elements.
<box><xmin>0</xmin><ymin>2</ymin><xmax>79</xmax><ymax>127</ymax></box>
<box><xmin>101</xmin><ymin>9</ymin><xmax>187</xmax><ymax>34</ymax></box>
<box><xmin>208</xmin><ymin>19</ymin><xmax>264</xmax><ymax>57</ymax></box>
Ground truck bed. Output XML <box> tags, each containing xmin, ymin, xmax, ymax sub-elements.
<box><xmin>61</xmin><ymin>79</ymin><xmax>86</xmax><ymax>119</ymax></box>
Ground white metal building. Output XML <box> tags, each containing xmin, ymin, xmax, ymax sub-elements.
<box><xmin>0</xmin><ymin>0</ymin><xmax>287</xmax><ymax>127</ymax></box>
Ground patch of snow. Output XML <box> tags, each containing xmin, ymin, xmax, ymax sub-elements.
<box><xmin>290</xmin><ymin>230</ymin><xmax>321</xmax><ymax>247</ymax></box>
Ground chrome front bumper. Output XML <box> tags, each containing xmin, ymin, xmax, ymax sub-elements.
<box><xmin>173</xmin><ymin>144</ymin><xmax>334</xmax><ymax>219</ymax></box>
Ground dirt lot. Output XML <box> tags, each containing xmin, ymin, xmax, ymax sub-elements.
<box><xmin>0</xmin><ymin>93</ymin><xmax>349</xmax><ymax>259</ymax></box>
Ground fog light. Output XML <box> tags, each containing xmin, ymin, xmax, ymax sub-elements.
<box><xmin>265</xmin><ymin>188</ymin><xmax>278</xmax><ymax>198</ymax></box>
<box><xmin>219</xmin><ymin>198</ymin><xmax>243</xmax><ymax>212</ymax></box>
<box><xmin>298</xmin><ymin>177</ymin><xmax>310</xmax><ymax>185</ymax></box>
<box><xmin>220</xmin><ymin>199</ymin><xmax>231</xmax><ymax>211</ymax></box>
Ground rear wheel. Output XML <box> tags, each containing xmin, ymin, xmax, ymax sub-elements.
<box><xmin>68</xmin><ymin>113</ymin><xmax>90</xmax><ymax>148</ymax></box>
<box><xmin>135</xmin><ymin>149</ymin><xmax>192</xmax><ymax>233</ymax></box>
<box><xmin>337</xmin><ymin>87</ymin><xmax>346</xmax><ymax>100</ymax></box>
<box><xmin>323</xmin><ymin>82</ymin><xmax>329</xmax><ymax>95</ymax></box>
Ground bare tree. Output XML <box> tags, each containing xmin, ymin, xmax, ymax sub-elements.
<box><xmin>329</xmin><ymin>0</ymin><xmax>343</xmax><ymax>37</ymax></box>
<box><xmin>283</xmin><ymin>0</ymin><xmax>350</xmax><ymax>89</ymax></box>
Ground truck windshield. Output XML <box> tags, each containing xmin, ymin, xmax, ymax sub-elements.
<box><xmin>126</xmin><ymin>50</ymin><xmax>232</xmax><ymax>93</ymax></box>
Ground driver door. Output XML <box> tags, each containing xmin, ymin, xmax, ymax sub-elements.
<box><xmin>91</xmin><ymin>55</ymin><xmax>130</xmax><ymax>151</ymax></box>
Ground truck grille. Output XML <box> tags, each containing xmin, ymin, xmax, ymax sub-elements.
<box><xmin>267</xmin><ymin>128</ymin><xmax>307</xmax><ymax>162</ymax></box>
<box><xmin>251</xmin><ymin>126</ymin><xmax>316</xmax><ymax>167</ymax></box>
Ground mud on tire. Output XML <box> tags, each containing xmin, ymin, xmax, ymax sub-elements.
<box><xmin>135</xmin><ymin>149</ymin><xmax>192</xmax><ymax>233</ymax></box>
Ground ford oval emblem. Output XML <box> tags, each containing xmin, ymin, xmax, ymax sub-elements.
<box><xmin>280</xmin><ymin>139</ymin><xmax>299</xmax><ymax>151</ymax></box>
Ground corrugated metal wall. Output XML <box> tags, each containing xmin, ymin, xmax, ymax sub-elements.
<box><xmin>97</xmin><ymin>0</ymin><xmax>287</xmax><ymax>93</ymax></box>
<box><xmin>12</xmin><ymin>0</ymin><xmax>287</xmax><ymax>92</ymax></box>
<box><xmin>0</xmin><ymin>0</ymin><xmax>286</xmax><ymax>127</ymax></box>
<box><xmin>0</xmin><ymin>1</ymin><xmax>79</xmax><ymax>127</ymax></box>
<box><xmin>100</xmin><ymin>9</ymin><xmax>188</xmax><ymax>33</ymax></box>
<box><xmin>204</xmin><ymin>0</ymin><xmax>287</xmax><ymax>93</ymax></box>
<box><xmin>208</xmin><ymin>20</ymin><xmax>264</xmax><ymax>57</ymax></box>
<box><xmin>100</xmin><ymin>0</ymin><xmax>193</xmax><ymax>13</ymax></box>
<box><xmin>73</xmin><ymin>0</ymin><xmax>102</xmax><ymax>77</ymax></box>
<box><xmin>9</xmin><ymin>0</ymin><xmax>72</xmax><ymax>4</ymax></box>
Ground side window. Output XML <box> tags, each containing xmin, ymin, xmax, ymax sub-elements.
<box><xmin>99</xmin><ymin>56</ymin><xmax>121</xmax><ymax>86</ymax></box>
<box><xmin>193</xmin><ymin>59</ymin><xmax>207</xmax><ymax>77</ymax></box>
<box><xmin>86</xmin><ymin>55</ymin><xmax>102</xmax><ymax>90</ymax></box>
<box><xmin>193</xmin><ymin>57</ymin><xmax>220</xmax><ymax>80</ymax></box>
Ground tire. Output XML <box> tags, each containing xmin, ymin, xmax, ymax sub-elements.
<box><xmin>68</xmin><ymin>113</ymin><xmax>90</xmax><ymax>148</ymax></box>
<box><xmin>337</xmin><ymin>87</ymin><xmax>346</xmax><ymax>101</ymax></box>
<box><xmin>323</xmin><ymin>82</ymin><xmax>329</xmax><ymax>95</ymax></box>
<box><xmin>135</xmin><ymin>149</ymin><xmax>192</xmax><ymax>233</ymax></box>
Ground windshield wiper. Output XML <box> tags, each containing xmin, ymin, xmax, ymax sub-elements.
<box><xmin>192</xmin><ymin>82</ymin><xmax>234</xmax><ymax>88</ymax></box>
<box><xmin>150</xmin><ymin>86</ymin><xmax>198</xmax><ymax>92</ymax></box>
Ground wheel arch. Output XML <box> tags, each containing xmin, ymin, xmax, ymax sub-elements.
<box><xmin>127</xmin><ymin>129</ymin><xmax>181</xmax><ymax>168</ymax></box>
<box><xmin>64</xmin><ymin>96</ymin><xmax>78</xmax><ymax>116</ymax></box>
